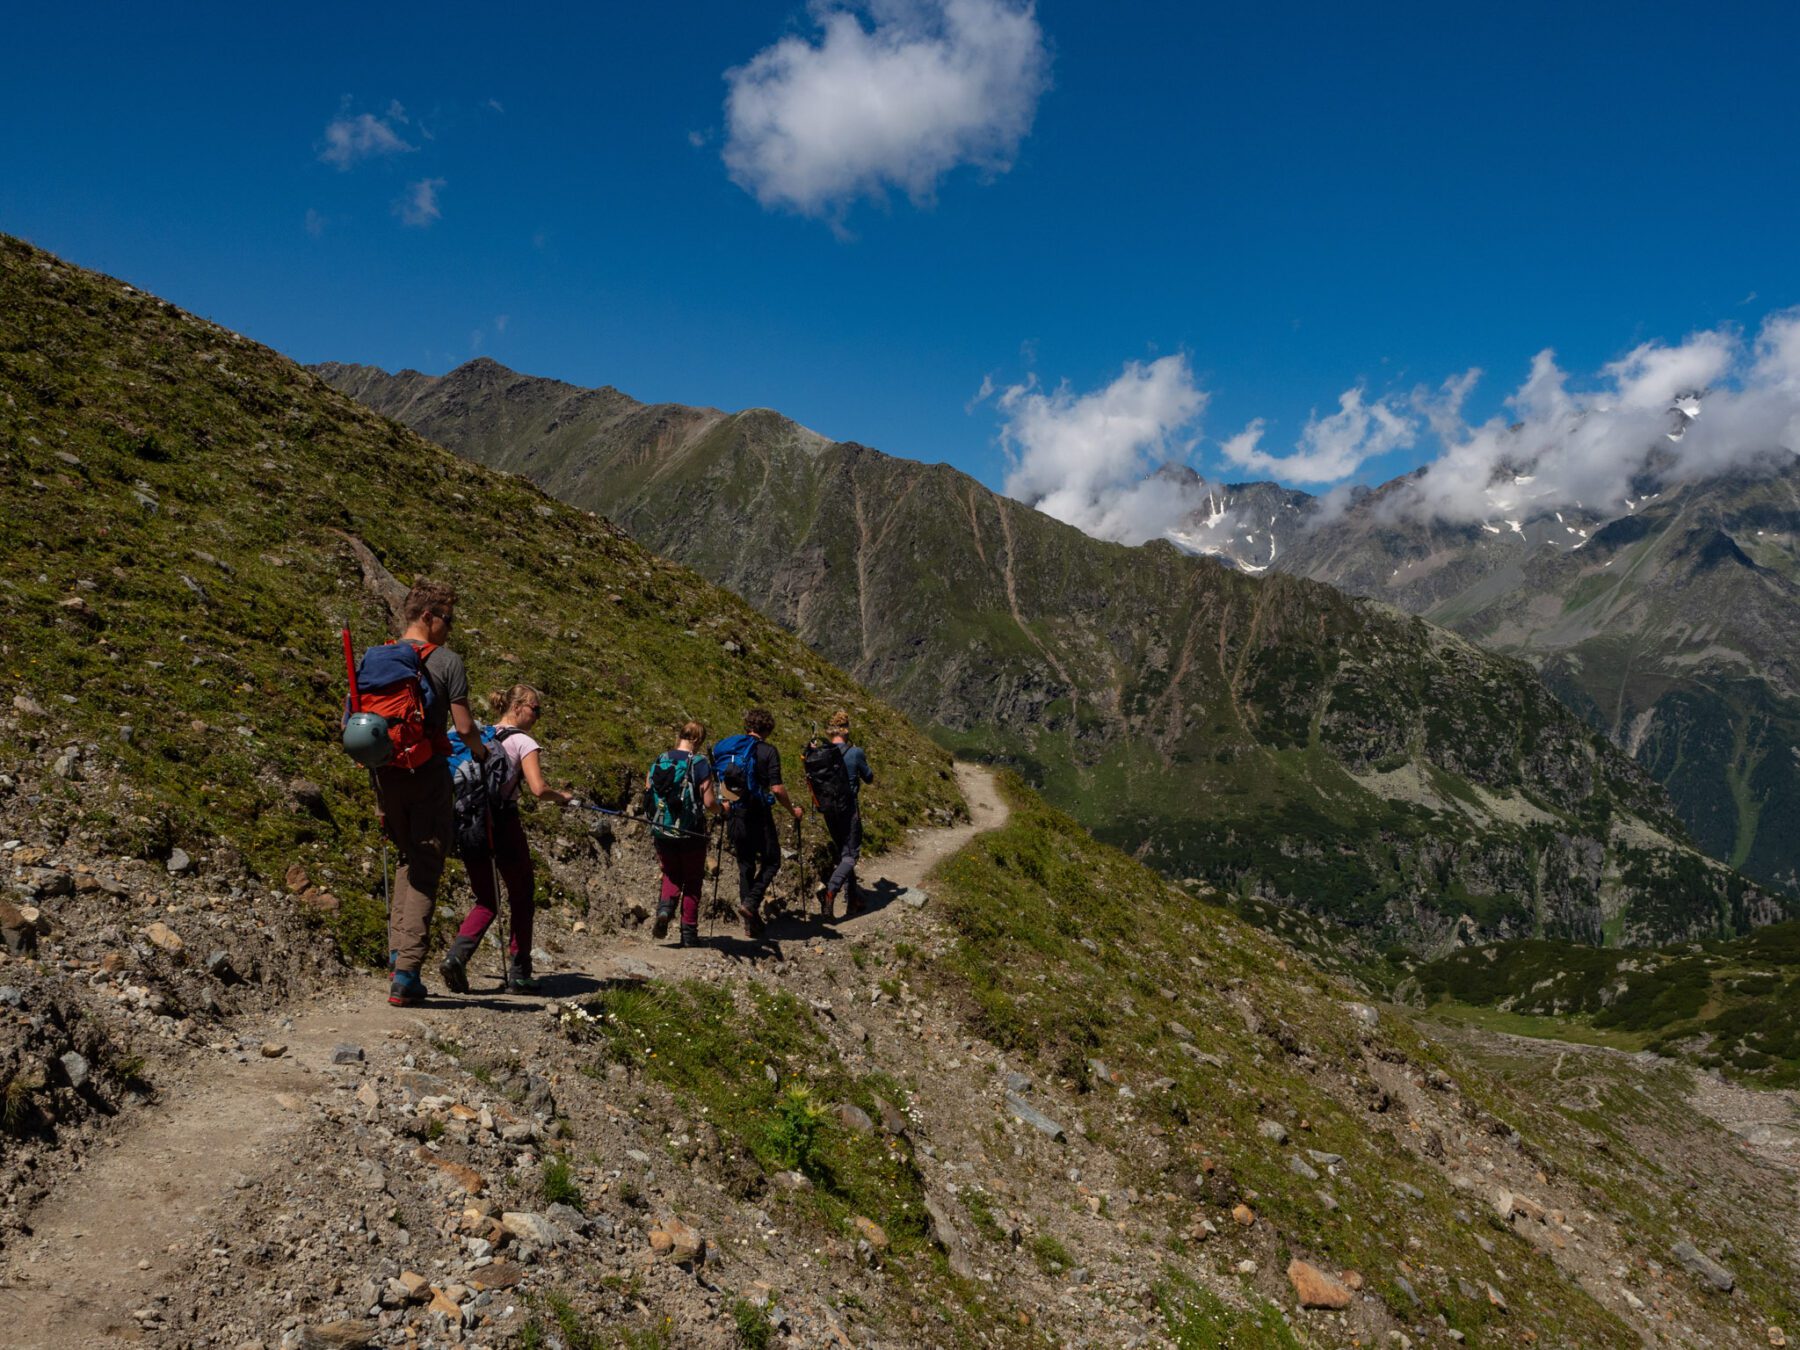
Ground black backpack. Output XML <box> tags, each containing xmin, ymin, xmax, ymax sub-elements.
<box><xmin>803</xmin><ymin>738</ymin><xmax>855</xmax><ymax>818</ymax></box>
<box><xmin>452</xmin><ymin>728</ymin><xmax>519</xmax><ymax>857</ymax></box>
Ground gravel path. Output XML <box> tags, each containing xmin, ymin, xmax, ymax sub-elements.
<box><xmin>0</xmin><ymin>765</ymin><xmax>1009</xmax><ymax>1346</ymax></box>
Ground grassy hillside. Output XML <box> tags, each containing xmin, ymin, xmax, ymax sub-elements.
<box><xmin>918</xmin><ymin>775</ymin><xmax>1800</xmax><ymax>1345</ymax></box>
<box><xmin>1410</xmin><ymin>922</ymin><xmax>1800</xmax><ymax>1088</ymax></box>
<box><xmin>0</xmin><ymin>236</ymin><xmax>964</xmax><ymax>962</ymax></box>
<box><xmin>318</xmin><ymin>358</ymin><xmax>1785</xmax><ymax>951</ymax></box>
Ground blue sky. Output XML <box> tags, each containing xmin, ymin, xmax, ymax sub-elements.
<box><xmin>3</xmin><ymin>2</ymin><xmax>1796</xmax><ymax>537</ymax></box>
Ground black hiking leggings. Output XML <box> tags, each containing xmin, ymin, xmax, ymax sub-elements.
<box><xmin>730</xmin><ymin>809</ymin><xmax>782</xmax><ymax>914</ymax></box>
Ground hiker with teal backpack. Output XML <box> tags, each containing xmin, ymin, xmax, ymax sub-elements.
<box><xmin>712</xmin><ymin>708</ymin><xmax>802</xmax><ymax>940</ymax></box>
<box><xmin>439</xmin><ymin>683</ymin><xmax>577</xmax><ymax>994</ymax></box>
<box><xmin>342</xmin><ymin>579</ymin><xmax>491</xmax><ymax>1008</ymax></box>
<box><xmin>645</xmin><ymin>720</ymin><xmax>722</xmax><ymax>948</ymax></box>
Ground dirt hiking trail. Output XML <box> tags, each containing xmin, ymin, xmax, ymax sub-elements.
<box><xmin>0</xmin><ymin>764</ymin><xmax>1009</xmax><ymax>1347</ymax></box>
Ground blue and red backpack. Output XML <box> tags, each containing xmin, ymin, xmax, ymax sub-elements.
<box><xmin>351</xmin><ymin>640</ymin><xmax>451</xmax><ymax>771</ymax></box>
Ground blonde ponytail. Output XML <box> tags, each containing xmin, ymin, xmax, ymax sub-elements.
<box><xmin>490</xmin><ymin>683</ymin><xmax>541</xmax><ymax>721</ymax></box>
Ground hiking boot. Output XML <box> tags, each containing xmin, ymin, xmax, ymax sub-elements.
<box><xmin>505</xmin><ymin>956</ymin><xmax>540</xmax><ymax>994</ymax></box>
<box><xmin>388</xmin><ymin>970</ymin><xmax>427</xmax><ymax>1007</ymax></box>
<box><xmin>820</xmin><ymin>888</ymin><xmax>837</xmax><ymax>920</ymax></box>
<box><xmin>439</xmin><ymin>936</ymin><xmax>477</xmax><ymax>995</ymax></box>
<box><xmin>737</xmin><ymin>904</ymin><xmax>765</xmax><ymax>940</ymax></box>
<box><xmin>845</xmin><ymin>886</ymin><xmax>865</xmax><ymax>917</ymax></box>
<box><xmin>678</xmin><ymin>924</ymin><xmax>701</xmax><ymax>949</ymax></box>
<box><xmin>652</xmin><ymin>899</ymin><xmax>675</xmax><ymax>940</ymax></box>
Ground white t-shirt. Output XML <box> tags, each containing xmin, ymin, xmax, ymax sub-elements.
<box><xmin>492</xmin><ymin>725</ymin><xmax>542</xmax><ymax>803</ymax></box>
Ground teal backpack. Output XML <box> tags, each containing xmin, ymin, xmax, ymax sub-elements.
<box><xmin>646</xmin><ymin>750</ymin><xmax>708</xmax><ymax>842</ymax></box>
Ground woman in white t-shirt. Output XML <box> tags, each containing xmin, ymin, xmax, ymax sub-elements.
<box><xmin>440</xmin><ymin>683</ymin><xmax>575</xmax><ymax>994</ymax></box>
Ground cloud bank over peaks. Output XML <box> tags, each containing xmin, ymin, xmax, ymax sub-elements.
<box><xmin>997</xmin><ymin>354</ymin><xmax>1208</xmax><ymax>544</ymax></box>
<box><xmin>994</xmin><ymin>313</ymin><xmax>1800</xmax><ymax>551</ymax></box>
<box><xmin>723</xmin><ymin>0</ymin><xmax>1048</xmax><ymax>222</ymax></box>
<box><xmin>1399</xmin><ymin>314</ymin><xmax>1800</xmax><ymax>523</ymax></box>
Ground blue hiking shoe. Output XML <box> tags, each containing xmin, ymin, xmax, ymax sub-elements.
<box><xmin>388</xmin><ymin>969</ymin><xmax>427</xmax><ymax>1007</ymax></box>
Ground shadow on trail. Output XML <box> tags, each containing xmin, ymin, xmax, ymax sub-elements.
<box><xmin>432</xmin><ymin>969</ymin><xmax>606</xmax><ymax>1010</ymax></box>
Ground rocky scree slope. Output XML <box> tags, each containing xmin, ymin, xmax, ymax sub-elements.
<box><xmin>1176</xmin><ymin>461</ymin><xmax>1800</xmax><ymax>897</ymax></box>
<box><xmin>315</xmin><ymin>359</ymin><xmax>1780</xmax><ymax>951</ymax></box>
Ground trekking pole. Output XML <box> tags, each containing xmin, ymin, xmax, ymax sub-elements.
<box><xmin>490</xmin><ymin>851</ymin><xmax>508</xmax><ymax>988</ymax></box>
<box><xmin>708</xmin><ymin>814</ymin><xmax>724</xmax><ymax>940</ymax></box>
<box><xmin>793</xmin><ymin>812</ymin><xmax>805</xmax><ymax>915</ymax></box>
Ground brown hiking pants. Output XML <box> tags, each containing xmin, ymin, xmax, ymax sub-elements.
<box><xmin>376</xmin><ymin>763</ymin><xmax>453</xmax><ymax>974</ymax></box>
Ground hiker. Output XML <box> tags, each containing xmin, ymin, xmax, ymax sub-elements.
<box><xmin>645</xmin><ymin>720</ymin><xmax>722</xmax><ymax>948</ymax></box>
<box><xmin>713</xmin><ymin>708</ymin><xmax>802</xmax><ymax>939</ymax></box>
<box><xmin>370</xmin><ymin>580</ymin><xmax>490</xmax><ymax>1008</ymax></box>
<box><xmin>807</xmin><ymin>710</ymin><xmax>875</xmax><ymax>918</ymax></box>
<box><xmin>440</xmin><ymin>684</ymin><xmax>576</xmax><ymax>994</ymax></box>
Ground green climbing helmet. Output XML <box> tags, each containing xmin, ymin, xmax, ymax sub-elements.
<box><xmin>341</xmin><ymin>711</ymin><xmax>393</xmax><ymax>768</ymax></box>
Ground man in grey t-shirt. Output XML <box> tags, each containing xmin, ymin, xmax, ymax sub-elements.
<box><xmin>379</xmin><ymin>579</ymin><xmax>488</xmax><ymax>1007</ymax></box>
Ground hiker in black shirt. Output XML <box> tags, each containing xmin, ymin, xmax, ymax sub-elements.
<box><xmin>725</xmin><ymin>708</ymin><xmax>802</xmax><ymax>939</ymax></box>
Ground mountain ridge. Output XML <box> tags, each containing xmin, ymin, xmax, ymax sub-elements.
<box><xmin>315</xmin><ymin>357</ymin><xmax>1784</xmax><ymax>951</ymax></box>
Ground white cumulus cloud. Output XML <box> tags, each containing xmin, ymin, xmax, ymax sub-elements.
<box><xmin>723</xmin><ymin>0</ymin><xmax>1048</xmax><ymax>221</ymax></box>
<box><xmin>319</xmin><ymin>102</ymin><xmax>415</xmax><ymax>169</ymax></box>
<box><xmin>1219</xmin><ymin>388</ymin><xmax>1417</xmax><ymax>485</ymax></box>
<box><xmin>395</xmin><ymin>177</ymin><xmax>445</xmax><ymax>227</ymax></box>
<box><xmin>998</xmin><ymin>355</ymin><xmax>1208</xmax><ymax>543</ymax></box>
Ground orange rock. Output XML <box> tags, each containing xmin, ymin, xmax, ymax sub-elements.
<box><xmin>429</xmin><ymin>1288</ymin><xmax>461</xmax><ymax>1318</ymax></box>
<box><xmin>415</xmin><ymin>1148</ymin><xmax>484</xmax><ymax>1195</ymax></box>
<box><xmin>853</xmin><ymin>1216</ymin><xmax>890</xmax><ymax>1252</ymax></box>
<box><xmin>1340</xmin><ymin>1270</ymin><xmax>1365</xmax><ymax>1291</ymax></box>
<box><xmin>1231</xmin><ymin>1203</ymin><xmax>1256</xmax><ymax>1226</ymax></box>
<box><xmin>469</xmin><ymin>1262</ymin><xmax>525</xmax><ymax>1291</ymax></box>
<box><xmin>1287</xmin><ymin>1259</ymin><xmax>1353</xmax><ymax>1309</ymax></box>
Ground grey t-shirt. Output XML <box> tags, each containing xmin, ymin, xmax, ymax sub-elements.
<box><xmin>404</xmin><ymin>639</ymin><xmax>469</xmax><ymax>736</ymax></box>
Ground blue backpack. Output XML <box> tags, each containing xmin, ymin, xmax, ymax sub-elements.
<box><xmin>711</xmin><ymin>733</ymin><xmax>772</xmax><ymax>807</ymax></box>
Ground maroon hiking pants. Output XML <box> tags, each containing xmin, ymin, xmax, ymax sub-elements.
<box><xmin>655</xmin><ymin>838</ymin><xmax>707</xmax><ymax>927</ymax></box>
<box><xmin>456</xmin><ymin>808</ymin><xmax>534</xmax><ymax>958</ymax></box>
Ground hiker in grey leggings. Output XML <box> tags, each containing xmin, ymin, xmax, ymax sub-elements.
<box><xmin>822</xmin><ymin>710</ymin><xmax>874</xmax><ymax>915</ymax></box>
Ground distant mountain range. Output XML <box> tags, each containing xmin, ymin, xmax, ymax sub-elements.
<box><xmin>315</xmin><ymin>358</ymin><xmax>1786</xmax><ymax>950</ymax></box>
<box><xmin>1164</xmin><ymin>455</ymin><xmax>1800</xmax><ymax>892</ymax></box>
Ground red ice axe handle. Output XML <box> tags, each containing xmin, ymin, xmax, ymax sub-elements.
<box><xmin>342</xmin><ymin>627</ymin><xmax>361</xmax><ymax>715</ymax></box>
